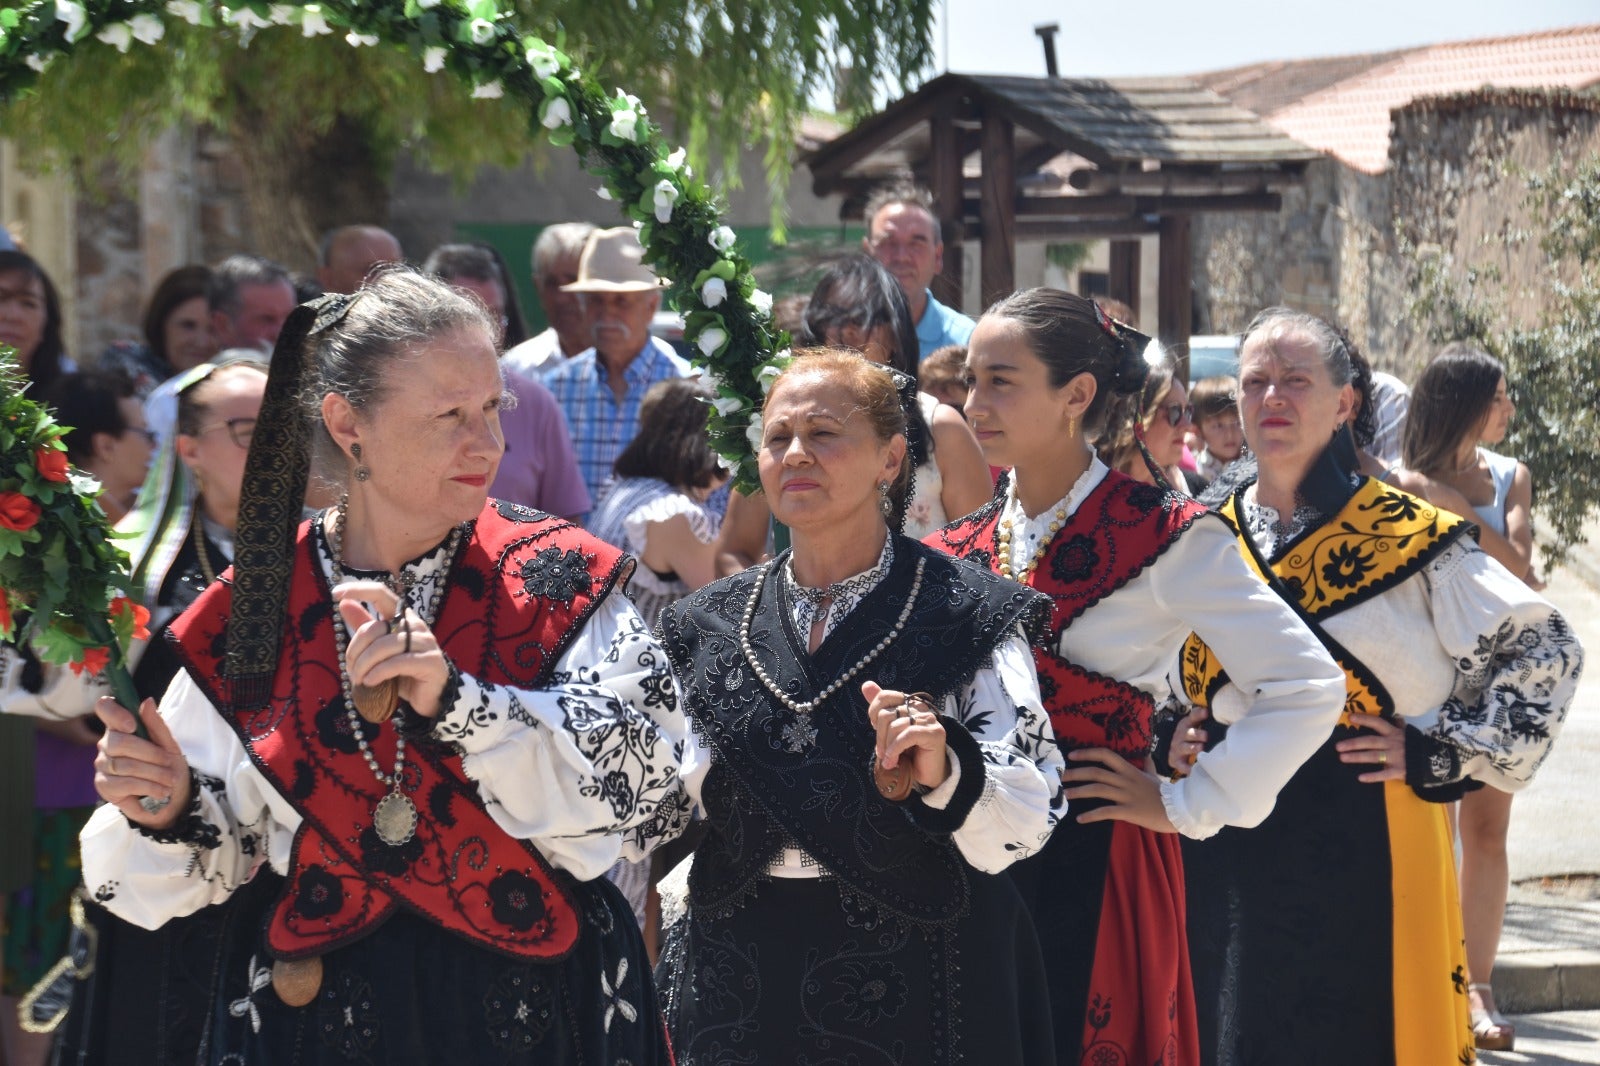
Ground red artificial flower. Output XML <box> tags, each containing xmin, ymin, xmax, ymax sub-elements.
<box><xmin>0</xmin><ymin>589</ymin><xmax>11</xmax><ymax>636</ymax></box>
<box><xmin>110</xmin><ymin>595</ymin><xmax>152</xmax><ymax>642</ymax></box>
<box><xmin>0</xmin><ymin>492</ymin><xmax>41</xmax><ymax>532</ymax></box>
<box><xmin>70</xmin><ymin>645</ymin><xmax>110</xmax><ymax>678</ymax></box>
<box><xmin>34</xmin><ymin>446</ymin><xmax>70</xmax><ymax>483</ymax></box>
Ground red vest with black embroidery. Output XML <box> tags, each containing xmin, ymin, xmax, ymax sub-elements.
<box><xmin>166</xmin><ymin>501</ymin><xmax>629</xmax><ymax>963</ymax></box>
<box><xmin>927</xmin><ymin>472</ymin><xmax>1209</xmax><ymax>759</ymax></box>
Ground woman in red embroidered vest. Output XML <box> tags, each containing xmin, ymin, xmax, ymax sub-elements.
<box><xmin>78</xmin><ymin>268</ymin><xmax>688</xmax><ymax>1065</ymax></box>
<box><xmin>925</xmin><ymin>289</ymin><xmax>1346</xmax><ymax>1066</ymax></box>
<box><xmin>1172</xmin><ymin>309</ymin><xmax>1580</xmax><ymax>1065</ymax></box>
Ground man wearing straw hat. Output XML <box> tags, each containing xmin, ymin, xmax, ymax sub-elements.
<box><xmin>544</xmin><ymin>226</ymin><xmax>692</xmax><ymax>508</ymax></box>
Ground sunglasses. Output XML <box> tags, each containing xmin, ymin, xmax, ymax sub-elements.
<box><xmin>1155</xmin><ymin>403</ymin><xmax>1194</xmax><ymax>427</ymax></box>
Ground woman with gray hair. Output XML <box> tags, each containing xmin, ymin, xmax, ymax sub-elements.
<box><xmin>1172</xmin><ymin>307</ymin><xmax>1580</xmax><ymax>1064</ymax></box>
<box><xmin>77</xmin><ymin>266</ymin><xmax>686</xmax><ymax>1064</ymax></box>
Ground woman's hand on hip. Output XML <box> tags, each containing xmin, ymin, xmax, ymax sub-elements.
<box><xmin>1061</xmin><ymin>748</ymin><xmax>1177</xmax><ymax>832</ymax></box>
<box><xmin>861</xmin><ymin>681</ymin><xmax>950</xmax><ymax>790</ymax></box>
<box><xmin>94</xmin><ymin>696</ymin><xmax>192</xmax><ymax>830</ymax></box>
<box><xmin>334</xmin><ymin>580</ymin><xmax>452</xmax><ymax>719</ymax></box>
<box><xmin>1336</xmin><ymin>712</ymin><xmax>1406</xmax><ymax>784</ymax></box>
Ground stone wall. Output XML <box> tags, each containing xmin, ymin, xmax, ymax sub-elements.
<box><xmin>1188</xmin><ymin>88</ymin><xmax>1600</xmax><ymax>381</ymax></box>
<box><xmin>1388</xmin><ymin>89</ymin><xmax>1600</xmax><ymax>372</ymax></box>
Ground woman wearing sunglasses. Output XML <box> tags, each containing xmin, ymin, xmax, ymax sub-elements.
<box><xmin>1097</xmin><ymin>359</ymin><xmax>1205</xmax><ymax>494</ymax></box>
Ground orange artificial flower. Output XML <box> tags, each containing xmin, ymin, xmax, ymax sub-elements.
<box><xmin>70</xmin><ymin>645</ymin><xmax>110</xmax><ymax>678</ymax></box>
<box><xmin>34</xmin><ymin>446</ymin><xmax>70</xmax><ymax>483</ymax></box>
<box><xmin>0</xmin><ymin>492</ymin><xmax>41</xmax><ymax>532</ymax></box>
<box><xmin>110</xmin><ymin>595</ymin><xmax>152</xmax><ymax>642</ymax></box>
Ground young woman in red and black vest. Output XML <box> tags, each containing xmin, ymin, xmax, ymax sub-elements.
<box><xmin>926</xmin><ymin>288</ymin><xmax>1346</xmax><ymax>1066</ymax></box>
<box><xmin>78</xmin><ymin>267</ymin><xmax>688</xmax><ymax>1065</ymax></box>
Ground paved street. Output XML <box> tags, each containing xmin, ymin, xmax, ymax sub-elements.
<box><xmin>1509</xmin><ymin>556</ymin><xmax>1600</xmax><ymax>885</ymax></box>
<box><xmin>1490</xmin><ymin>1012</ymin><xmax>1600</xmax><ymax>1064</ymax></box>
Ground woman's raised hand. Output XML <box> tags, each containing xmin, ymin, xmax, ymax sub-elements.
<box><xmin>94</xmin><ymin>696</ymin><xmax>192</xmax><ymax>830</ymax></box>
<box><xmin>334</xmin><ymin>580</ymin><xmax>452</xmax><ymax>718</ymax></box>
<box><xmin>861</xmin><ymin>681</ymin><xmax>950</xmax><ymax>790</ymax></box>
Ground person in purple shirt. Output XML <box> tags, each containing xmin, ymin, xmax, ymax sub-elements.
<box><xmin>424</xmin><ymin>243</ymin><xmax>591</xmax><ymax>520</ymax></box>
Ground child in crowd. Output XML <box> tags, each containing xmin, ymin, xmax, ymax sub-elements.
<box><xmin>1190</xmin><ymin>374</ymin><xmax>1244</xmax><ymax>481</ymax></box>
<box><xmin>920</xmin><ymin>344</ymin><xmax>969</xmax><ymax>410</ymax></box>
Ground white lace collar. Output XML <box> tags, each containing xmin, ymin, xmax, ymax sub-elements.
<box><xmin>999</xmin><ymin>458</ymin><xmax>1107</xmax><ymax>576</ymax></box>
<box><xmin>782</xmin><ymin>534</ymin><xmax>894</xmax><ymax>646</ymax></box>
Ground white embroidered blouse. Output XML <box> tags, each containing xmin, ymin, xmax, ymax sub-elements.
<box><xmin>79</xmin><ymin>522</ymin><xmax>691</xmax><ymax>931</ymax></box>
<box><xmin>678</xmin><ymin>535</ymin><xmax>1065</xmax><ymax>877</ymax></box>
<box><xmin>1000</xmin><ymin>457</ymin><xmax>1348</xmax><ymax>841</ymax></box>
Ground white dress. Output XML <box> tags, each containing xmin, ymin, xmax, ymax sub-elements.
<box><xmin>901</xmin><ymin>392</ymin><xmax>949</xmax><ymax>541</ymax></box>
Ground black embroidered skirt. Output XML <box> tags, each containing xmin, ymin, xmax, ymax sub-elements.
<box><xmin>207</xmin><ymin>873</ymin><xmax>670</xmax><ymax>1066</ymax></box>
<box><xmin>657</xmin><ymin>871</ymin><xmax>1055</xmax><ymax>1066</ymax></box>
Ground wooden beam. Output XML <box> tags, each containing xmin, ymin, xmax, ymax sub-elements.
<box><xmin>1108</xmin><ymin>241</ymin><xmax>1140</xmax><ymax>317</ymax></box>
<box><xmin>930</xmin><ymin>106</ymin><xmax>966</xmax><ymax>312</ymax></box>
<box><xmin>808</xmin><ymin>75</ymin><xmax>965</xmax><ymax>196</ymax></box>
<box><xmin>962</xmin><ymin>195</ymin><xmax>1137</xmax><ymax>219</ymax></box>
<box><xmin>1158</xmin><ymin>214</ymin><xmax>1193</xmax><ymax>378</ymax></box>
<box><xmin>979</xmin><ymin>113</ymin><xmax>1016</xmax><ymax>306</ymax></box>
<box><xmin>1068</xmin><ymin>166</ymin><xmax>1298</xmax><ymax>195</ymax></box>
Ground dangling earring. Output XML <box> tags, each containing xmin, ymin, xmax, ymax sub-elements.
<box><xmin>352</xmin><ymin>442</ymin><xmax>370</xmax><ymax>482</ymax></box>
<box><xmin>877</xmin><ymin>481</ymin><xmax>892</xmax><ymax>519</ymax></box>
<box><xmin>1066</xmin><ymin>414</ymin><xmax>1080</xmax><ymax>439</ymax></box>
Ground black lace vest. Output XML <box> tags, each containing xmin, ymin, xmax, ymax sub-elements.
<box><xmin>657</xmin><ymin>536</ymin><xmax>1050</xmax><ymax>926</ymax></box>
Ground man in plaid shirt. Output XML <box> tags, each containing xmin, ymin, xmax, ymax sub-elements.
<box><xmin>544</xmin><ymin>227</ymin><xmax>693</xmax><ymax>511</ymax></box>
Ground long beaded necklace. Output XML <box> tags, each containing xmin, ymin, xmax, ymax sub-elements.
<box><xmin>324</xmin><ymin>495</ymin><xmax>462</xmax><ymax>846</ymax></box>
<box><xmin>739</xmin><ymin>554</ymin><xmax>925</xmax><ymax>753</ymax></box>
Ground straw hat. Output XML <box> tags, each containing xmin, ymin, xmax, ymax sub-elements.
<box><xmin>560</xmin><ymin>226</ymin><xmax>664</xmax><ymax>293</ymax></box>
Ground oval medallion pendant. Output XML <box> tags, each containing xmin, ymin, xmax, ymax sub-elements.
<box><xmin>373</xmin><ymin>791</ymin><xmax>418</xmax><ymax>846</ymax></box>
<box><xmin>271</xmin><ymin>955</ymin><xmax>323</xmax><ymax>1007</ymax></box>
<box><xmin>352</xmin><ymin>678</ymin><xmax>401</xmax><ymax>724</ymax></box>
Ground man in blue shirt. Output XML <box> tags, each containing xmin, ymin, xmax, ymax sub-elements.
<box><xmin>545</xmin><ymin>226</ymin><xmax>691</xmax><ymax>508</ymax></box>
<box><xmin>862</xmin><ymin>183</ymin><xmax>974</xmax><ymax>361</ymax></box>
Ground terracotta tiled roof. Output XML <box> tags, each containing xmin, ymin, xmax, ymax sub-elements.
<box><xmin>1263</xmin><ymin>24</ymin><xmax>1600</xmax><ymax>173</ymax></box>
<box><xmin>1191</xmin><ymin>50</ymin><xmax>1414</xmax><ymax>117</ymax></box>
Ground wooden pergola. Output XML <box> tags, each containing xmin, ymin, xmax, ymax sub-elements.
<box><xmin>806</xmin><ymin>73</ymin><xmax>1320</xmax><ymax>353</ymax></box>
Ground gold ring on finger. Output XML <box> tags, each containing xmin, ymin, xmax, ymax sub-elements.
<box><xmin>1377</xmin><ymin>751</ymin><xmax>1387</xmax><ymax>764</ymax></box>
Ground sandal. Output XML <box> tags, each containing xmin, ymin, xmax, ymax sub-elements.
<box><xmin>1470</xmin><ymin>982</ymin><xmax>1516</xmax><ymax>1052</ymax></box>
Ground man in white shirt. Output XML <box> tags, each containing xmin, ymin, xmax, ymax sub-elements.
<box><xmin>503</xmin><ymin>222</ymin><xmax>595</xmax><ymax>379</ymax></box>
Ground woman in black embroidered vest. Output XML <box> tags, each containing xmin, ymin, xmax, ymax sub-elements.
<box><xmin>925</xmin><ymin>289</ymin><xmax>1346</xmax><ymax>1066</ymax></box>
<box><xmin>77</xmin><ymin>267</ymin><xmax>688</xmax><ymax>1065</ymax></box>
<box><xmin>656</xmin><ymin>349</ymin><xmax>1063</xmax><ymax>1066</ymax></box>
<box><xmin>1171</xmin><ymin>308</ymin><xmax>1581</xmax><ymax>1065</ymax></box>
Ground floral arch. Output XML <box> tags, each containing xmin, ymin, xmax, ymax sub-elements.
<box><xmin>0</xmin><ymin>0</ymin><xmax>784</xmax><ymax>490</ymax></box>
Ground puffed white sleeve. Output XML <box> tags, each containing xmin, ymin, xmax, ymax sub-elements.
<box><xmin>1411</xmin><ymin>540</ymin><xmax>1582</xmax><ymax>792</ymax></box>
<box><xmin>429</xmin><ymin>589</ymin><xmax>692</xmax><ymax>876</ymax></box>
<box><xmin>1151</xmin><ymin>519</ymin><xmax>1347</xmax><ymax>839</ymax></box>
<box><xmin>78</xmin><ymin>670</ymin><xmax>296</xmax><ymax>930</ymax></box>
<box><xmin>914</xmin><ymin>627</ymin><xmax>1064</xmax><ymax>873</ymax></box>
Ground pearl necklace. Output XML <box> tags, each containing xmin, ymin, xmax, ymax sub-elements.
<box><xmin>739</xmin><ymin>555</ymin><xmax>924</xmax><ymax>751</ymax></box>
<box><xmin>324</xmin><ymin>496</ymin><xmax>463</xmax><ymax>846</ymax></box>
<box><xmin>997</xmin><ymin>505</ymin><xmax>1067</xmax><ymax>580</ymax></box>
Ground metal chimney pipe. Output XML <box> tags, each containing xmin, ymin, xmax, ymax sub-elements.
<box><xmin>1034</xmin><ymin>22</ymin><xmax>1060</xmax><ymax>78</ymax></box>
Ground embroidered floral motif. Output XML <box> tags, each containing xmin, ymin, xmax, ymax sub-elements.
<box><xmin>1050</xmin><ymin>533</ymin><xmax>1100</xmax><ymax>584</ymax></box>
<box><xmin>483</xmin><ymin>968</ymin><xmax>554</xmax><ymax>1050</ymax></box>
<box><xmin>600</xmin><ymin>958</ymin><xmax>639</xmax><ymax>1032</ymax></box>
<box><xmin>294</xmin><ymin>864</ymin><xmax>345</xmax><ymax>919</ymax></box>
<box><xmin>833</xmin><ymin>960</ymin><xmax>909</xmax><ymax>1025</ymax></box>
<box><xmin>357</xmin><ymin>824</ymin><xmax>422</xmax><ymax>877</ymax></box>
<box><xmin>519</xmin><ymin>546</ymin><xmax>594</xmax><ymax>604</ymax></box>
<box><xmin>228</xmin><ymin>955</ymin><xmax>272</xmax><ymax>1034</ymax></box>
<box><xmin>317</xmin><ymin>971</ymin><xmax>379</xmax><ymax>1058</ymax></box>
<box><xmin>1126</xmin><ymin>483</ymin><xmax>1165</xmax><ymax>513</ymax></box>
<box><xmin>488</xmin><ymin>871</ymin><xmax>547</xmax><ymax>932</ymax></box>
<box><xmin>1320</xmin><ymin>543</ymin><xmax>1374</xmax><ymax>590</ymax></box>
<box><xmin>315</xmin><ymin>696</ymin><xmax>362</xmax><ymax>755</ymax></box>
